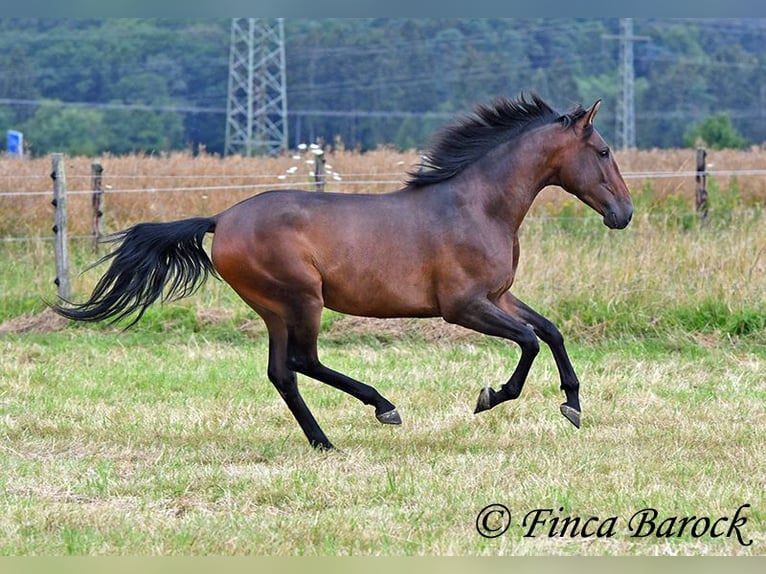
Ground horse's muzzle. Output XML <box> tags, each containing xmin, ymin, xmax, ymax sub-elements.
<box><xmin>604</xmin><ymin>202</ymin><xmax>633</xmax><ymax>229</ymax></box>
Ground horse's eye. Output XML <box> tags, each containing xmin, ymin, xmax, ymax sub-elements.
<box><xmin>599</xmin><ymin>148</ymin><xmax>610</xmax><ymax>159</ymax></box>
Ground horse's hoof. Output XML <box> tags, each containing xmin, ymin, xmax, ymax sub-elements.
<box><xmin>474</xmin><ymin>387</ymin><xmax>493</xmax><ymax>414</ymax></box>
<box><xmin>560</xmin><ymin>404</ymin><xmax>581</xmax><ymax>429</ymax></box>
<box><xmin>311</xmin><ymin>440</ymin><xmax>335</xmax><ymax>451</ymax></box>
<box><xmin>377</xmin><ymin>407</ymin><xmax>402</xmax><ymax>425</ymax></box>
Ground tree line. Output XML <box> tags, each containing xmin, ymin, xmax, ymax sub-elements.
<box><xmin>0</xmin><ymin>18</ymin><xmax>763</xmax><ymax>157</ymax></box>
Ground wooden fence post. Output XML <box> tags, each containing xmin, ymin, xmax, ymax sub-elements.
<box><xmin>314</xmin><ymin>148</ymin><xmax>326</xmax><ymax>192</ymax></box>
<box><xmin>695</xmin><ymin>148</ymin><xmax>708</xmax><ymax>223</ymax></box>
<box><xmin>51</xmin><ymin>153</ymin><xmax>71</xmax><ymax>301</ymax></box>
<box><xmin>91</xmin><ymin>162</ymin><xmax>104</xmax><ymax>252</ymax></box>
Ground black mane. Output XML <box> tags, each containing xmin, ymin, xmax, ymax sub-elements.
<box><xmin>407</xmin><ymin>93</ymin><xmax>586</xmax><ymax>188</ymax></box>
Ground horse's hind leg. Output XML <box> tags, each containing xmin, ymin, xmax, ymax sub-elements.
<box><xmin>261</xmin><ymin>311</ymin><xmax>335</xmax><ymax>449</ymax></box>
<box><xmin>498</xmin><ymin>293</ymin><xmax>581</xmax><ymax>428</ymax></box>
<box><xmin>285</xmin><ymin>298</ymin><xmax>401</xmax><ymax>426</ymax></box>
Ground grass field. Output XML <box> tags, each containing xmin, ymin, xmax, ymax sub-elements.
<box><xmin>0</xmin><ymin>152</ymin><xmax>765</xmax><ymax>555</ymax></box>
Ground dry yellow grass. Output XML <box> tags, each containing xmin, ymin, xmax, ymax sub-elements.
<box><xmin>2</xmin><ymin>147</ymin><xmax>766</xmax><ymax>238</ymax></box>
<box><xmin>0</xmin><ymin>150</ymin><xmax>412</xmax><ymax>237</ymax></box>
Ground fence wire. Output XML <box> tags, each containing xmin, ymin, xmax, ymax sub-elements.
<box><xmin>1</xmin><ymin>165</ymin><xmax>763</xmax><ymax>243</ymax></box>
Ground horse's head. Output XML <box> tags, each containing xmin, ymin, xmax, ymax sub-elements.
<box><xmin>555</xmin><ymin>100</ymin><xmax>633</xmax><ymax>229</ymax></box>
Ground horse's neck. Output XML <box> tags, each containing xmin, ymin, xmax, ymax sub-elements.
<box><xmin>467</xmin><ymin>136</ymin><xmax>557</xmax><ymax>231</ymax></box>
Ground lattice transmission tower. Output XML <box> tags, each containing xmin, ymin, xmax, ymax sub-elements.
<box><xmin>604</xmin><ymin>18</ymin><xmax>649</xmax><ymax>150</ymax></box>
<box><xmin>225</xmin><ymin>18</ymin><xmax>288</xmax><ymax>156</ymax></box>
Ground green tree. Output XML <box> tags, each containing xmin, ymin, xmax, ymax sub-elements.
<box><xmin>20</xmin><ymin>102</ymin><xmax>108</xmax><ymax>156</ymax></box>
<box><xmin>103</xmin><ymin>107</ymin><xmax>185</xmax><ymax>155</ymax></box>
<box><xmin>5</xmin><ymin>18</ymin><xmax>766</xmax><ymax>152</ymax></box>
<box><xmin>0</xmin><ymin>44</ymin><xmax>40</xmax><ymax>124</ymax></box>
<box><xmin>102</xmin><ymin>72</ymin><xmax>185</xmax><ymax>154</ymax></box>
<box><xmin>683</xmin><ymin>113</ymin><xmax>748</xmax><ymax>149</ymax></box>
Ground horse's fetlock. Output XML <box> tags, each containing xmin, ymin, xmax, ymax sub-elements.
<box><xmin>520</xmin><ymin>331</ymin><xmax>540</xmax><ymax>356</ymax></box>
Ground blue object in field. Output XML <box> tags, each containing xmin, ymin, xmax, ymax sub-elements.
<box><xmin>7</xmin><ymin>130</ymin><xmax>23</xmax><ymax>157</ymax></box>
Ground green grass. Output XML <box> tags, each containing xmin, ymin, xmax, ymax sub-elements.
<box><xmin>1</xmin><ymin>211</ymin><xmax>765</xmax><ymax>555</ymax></box>
<box><xmin>1</xmin><ymin>328</ymin><xmax>764</xmax><ymax>555</ymax></box>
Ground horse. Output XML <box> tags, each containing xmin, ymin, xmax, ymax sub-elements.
<box><xmin>53</xmin><ymin>93</ymin><xmax>633</xmax><ymax>450</ymax></box>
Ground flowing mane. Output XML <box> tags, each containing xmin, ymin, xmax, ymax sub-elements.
<box><xmin>407</xmin><ymin>93</ymin><xmax>587</xmax><ymax>188</ymax></box>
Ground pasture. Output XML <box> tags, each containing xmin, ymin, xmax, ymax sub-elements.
<box><xmin>0</xmin><ymin>150</ymin><xmax>764</xmax><ymax>555</ymax></box>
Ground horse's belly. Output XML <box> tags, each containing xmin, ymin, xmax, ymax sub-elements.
<box><xmin>321</xmin><ymin>265</ymin><xmax>439</xmax><ymax>319</ymax></box>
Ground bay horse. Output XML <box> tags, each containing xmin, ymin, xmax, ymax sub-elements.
<box><xmin>53</xmin><ymin>93</ymin><xmax>633</xmax><ymax>450</ymax></box>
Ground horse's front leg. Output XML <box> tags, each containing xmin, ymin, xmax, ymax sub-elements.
<box><xmin>442</xmin><ymin>296</ymin><xmax>541</xmax><ymax>414</ymax></box>
<box><xmin>497</xmin><ymin>292</ymin><xmax>581</xmax><ymax>428</ymax></box>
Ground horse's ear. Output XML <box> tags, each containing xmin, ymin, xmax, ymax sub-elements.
<box><xmin>585</xmin><ymin>99</ymin><xmax>602</xmax><ymax>126</ymax></box>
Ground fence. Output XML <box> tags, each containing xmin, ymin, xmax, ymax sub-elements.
<box><xmin>0</xmin><ymin>147</ymin><xmax>763</xmax><ymax>301</ymax></box>
<box><xmin>51</xmin><ymin>153</ymin><xmax>70</xmax><ymax>300</ymax></box>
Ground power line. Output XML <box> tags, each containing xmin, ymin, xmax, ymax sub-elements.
<box><xmin>4</xmin><ymin>96</ymin><xmax>766</xmax><ymax>123</ymax></box>
<box><xmin>0</xmin><ymin>98</ymin><xmax>224</xmax><ymax>115</ymax></box>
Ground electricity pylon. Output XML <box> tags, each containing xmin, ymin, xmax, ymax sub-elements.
<box><xmin>604</xmin><ymin>18</ymin><xmax>649</xmax><ymax>150</ymax></box>
<box><xmin>225</xmin><ymin>18</ymin><xmax>288</xmax><ymax>156</ymax></box>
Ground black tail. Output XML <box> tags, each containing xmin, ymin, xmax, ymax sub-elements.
<box><xmin>52</xmin><ymin>217</ymin><xmax>217</xmax><ymax>327</ymax></box>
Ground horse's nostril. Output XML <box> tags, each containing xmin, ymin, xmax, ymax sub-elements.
<box><xmin>605</xmin><ymin>208</ymin><xmax>632</xmax><ymax>229</ymax></box>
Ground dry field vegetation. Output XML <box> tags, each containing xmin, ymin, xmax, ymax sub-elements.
<box><xmin>0</xmin><ymin>149</ymin><xmax>764</xmax><ymax>555</ymax></box>
<box><xmin>1</xmin><ymin>146</ymin><xmax>766</xmax><ymax>236</ymax></box>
